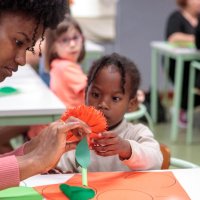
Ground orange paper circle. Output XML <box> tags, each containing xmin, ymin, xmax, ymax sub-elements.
<box><xmin>124</xmin><ymin>173</ymin><xmax>176</xmax><ymax>189</ymax></box>
<box><xmin>96</xmin><ymin>189</ymin><xmax>153</xmax><ymax>200</ymax></box>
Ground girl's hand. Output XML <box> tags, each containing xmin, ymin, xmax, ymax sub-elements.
<box><xmin>92</xmin><ymin>131</ymin><xmax>132</xmax><ymax>160</ymax></box>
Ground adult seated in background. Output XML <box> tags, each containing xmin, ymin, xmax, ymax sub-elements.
<box><xmin>0</xmin><ymin>0</ymin><xmax>91</xmax><ymax>190</ymax></box>
<box><xmin>165</xmin><ymin>0</ymin><xmax>200</xmax><ymax>127</ymax></box>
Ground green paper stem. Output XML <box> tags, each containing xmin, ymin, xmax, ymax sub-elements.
<box><xmin>82</xmin><ymin>167</ymin><xmax>88</xmax><ymax>186</ymax></box>
<box><xmin>75</xmin><ymin>136</ymin><xmax>90</xmax><ymax>186</ymax></box>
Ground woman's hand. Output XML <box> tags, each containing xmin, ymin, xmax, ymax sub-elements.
<box><xmin>92</xmin><ymin>131</ymin><xmax>132</xmax><ymax>160</ymax></box>
<box><xmin>18</xmin><ymin>117</ymin><xmax>90</xmax><ymax>180</ymax></box>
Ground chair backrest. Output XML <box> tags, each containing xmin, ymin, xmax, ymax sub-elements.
<box><xmin>160</xmin><ymin>143</ymin><xmax>199</xmax><ymax>169</ymax></box>
<box><xmin>160</xmin><ymin>143</ymin><xmax>171</xmax><ymax>169</ymax></box>
<box><xmin>170</xmin><ymin>157</ymin><xmax>199</xmax><ymax>168</ymax></box>
<box><xmin>124</xmin><ymin>104</ymin><xmax>154</xmax><ymax>131</ymax></box>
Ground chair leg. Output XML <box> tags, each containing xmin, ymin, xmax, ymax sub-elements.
<box><xmin>187</xmin><ymin>66</ymin><xmax>195</xmax><ymax>144</ymax></box>
<box><xmin>144</xmin><ymin>111</ymin><xmax>154</xmax><ymax>131</ymax></box>
<box><xmin>151</xmin><ymin>48</ymin><xmax>158</xmax><ymax>123</ymax></box>
<box><xmin>163</xmin><ymin>55</ymin><xmax>170</xmax><ymax>106</ymax></box>
<box><xmin>171</xmin><ymin>56</ymin><xmax>183</xmax><ymax>142</ymax></box>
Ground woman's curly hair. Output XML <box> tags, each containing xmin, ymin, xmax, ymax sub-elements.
<box><xmin>0</xmin><ymin>0</ymin><xmax>67</xmax><ymax>29</ymax></box>
<box><xmin>0</xmin><ymin>0</ymin><xmax>68</xmax><ymax>54</ymax></box>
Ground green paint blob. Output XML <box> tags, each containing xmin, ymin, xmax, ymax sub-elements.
<box><xmin>60</xmin><ymin>184</ymin><xmax>95</xmax><ymax>200</ymax></box>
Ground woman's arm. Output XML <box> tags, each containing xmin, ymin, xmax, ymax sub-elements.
<box><xmin>195</xmin><ymin>18</ymin><xmax>200</xmax><ymax>49</ymax></box>
<box><xmin>0</xmin><ymin>117</ymin><xmax>90</xmax><ymax>190</ymax></box>
<box><xmin>165</xmin><ymin>11</ymin><xmax>195</xmax><ymax>43</ymax></box>
<box><xmin>0</xmin><ymin>156</ymin><xmax>21</xmax><ymax>190</ymax></box>
<box><xmin>168</xmin><ymin>32</ymin><xmax>194</xmax><ymax>43</ymax></box>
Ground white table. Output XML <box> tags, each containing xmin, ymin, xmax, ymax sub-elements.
<box><xmin>82</xmin><ymin>40</ymin><xmax>105</xmax><ymax>73</ymax></box>
<box><xmin>85</xmin><ymin>40</ymin><xmax>105</xmax><ymax>52</ymax></box>
<box><xmin>0</xmin><ymin>65</ymin><xmax>65</xmax><ymax>126</ymax></box>
<box><xmin>21</xmin><ymin>168</ymin><xmax>200</xmax><ymax>200</ymax></box>
<box><xmin>150</xmin><ymin>41</ymin><xmax>200</xmax><ymax>142</ymax></box>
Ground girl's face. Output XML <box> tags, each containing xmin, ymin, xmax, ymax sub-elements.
<box><xmin>85</xmin><ymin>65</ymin><xmax>136</xmax><ymax>129</ymax></box>
<box><xmin>55</xmin><ymin>25</ymin><xmax>83</xmax><ymax>63</ymax></box>
<box><xmin>0</xmin><ymin>12</ymin><xmax>43</xmax><ymax>82</ymax></box>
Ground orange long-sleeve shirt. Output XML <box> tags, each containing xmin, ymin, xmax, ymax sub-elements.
<box><xmin>50</xmin><ymin>59</ymin><xmax>87</xmax><ymax>108</ymax></box>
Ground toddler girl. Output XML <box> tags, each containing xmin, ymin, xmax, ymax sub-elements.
<box><xmin>57</xmin><ymin>53</ymin><xmax>163</xmax><ymax>172</ymax></box>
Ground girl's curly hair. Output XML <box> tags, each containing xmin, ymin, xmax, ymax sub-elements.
<box><xmin>0</xmin><ymin>0</ymin><xmax>68</xmax><ymax>54</ymax></box>
<box><xmin>87</xmin><ymin>53</ymin><xmax>141</xmax><ymax>99</ymax></box>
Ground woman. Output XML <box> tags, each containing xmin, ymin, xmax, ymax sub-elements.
<box><xmin>0</xmin><ymin>0</ymin><xmax>90</xmax><ymax>190</ymax></box>
<box><xmin>165</xmin><ymin>0</ymin><xmax>200</xmax><ymax>127</ymax></box>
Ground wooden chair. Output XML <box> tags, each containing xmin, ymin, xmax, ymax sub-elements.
<box><xmin>160</xmin><ymin>143</ymin><xmax>199</xmax><ymax>169</ymax></box>
<box><xmin>160</xmin><ymin>143</ymin><xmax>170</xmax><ymax>169</ymax></box>
<box><xmin>124</xmin><ymin>103</ymin><xmax>199</xmax><ymax>169</ymax></box>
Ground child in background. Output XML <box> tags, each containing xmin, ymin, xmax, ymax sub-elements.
<box><xmin>28</xmin><ymin>15</ymin><xmax>87</xmax><ymax>138</ymax></box>
<box><xmin>45</xmin><ymin>14</ymin><xmax>87</xmax><ymax>107</ymax></box>
<box><xmin>57</xmin><ymin>53</ymin><xmax>163</xmax><ymax>172</ymax></box>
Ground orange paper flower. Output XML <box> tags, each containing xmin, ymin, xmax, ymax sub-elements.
<box><xmin>61</xmin><ymin>105</ymin><xmax>107</xmax><ymax>142</ymax></box>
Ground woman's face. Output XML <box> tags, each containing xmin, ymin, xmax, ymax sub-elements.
<box><xmin>55</xmin><ymin>25</ymin><xmax>83</xmax><ymax>63</ymax></box>
<box><xmin>187</xmin><ymin>0</ymin><xmax>200</xmax><ymax>15</ymax></box>
<box><xmin>0</xmin><ymin>11</ymin><xmax>43</xmax><ymax>82</ymax></box>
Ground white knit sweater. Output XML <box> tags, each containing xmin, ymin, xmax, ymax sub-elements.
<box><xmin>57</xmin><ymin>119</ymin><xmax>163</xmax><ymax>172</ymax></box>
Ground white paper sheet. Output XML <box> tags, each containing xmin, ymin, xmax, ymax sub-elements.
<box><xmin>20</xmin><ymin>174</ymin><xmax>74</xmax><ymax>187</ymax></box>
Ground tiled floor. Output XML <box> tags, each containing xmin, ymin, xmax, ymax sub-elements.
<box><xmin>153</xmin><ymin>109</ymin><xmax>200</xmax><ymax>166</ymax></box>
